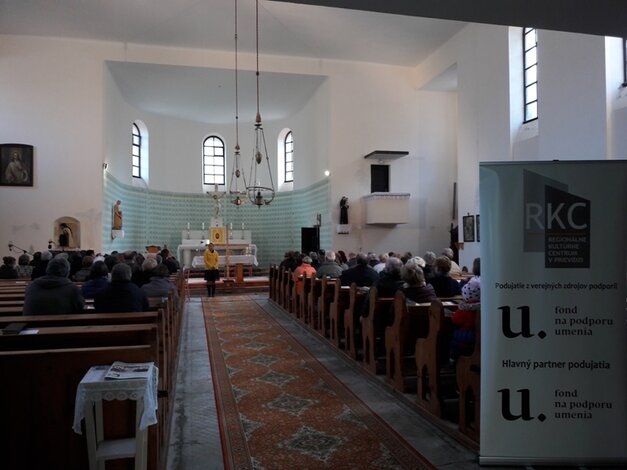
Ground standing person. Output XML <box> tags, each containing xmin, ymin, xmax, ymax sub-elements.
<box><xmin>203</xmin><ymin>242</ymin><xmax>220</xmax><ymax>297</ymax></box>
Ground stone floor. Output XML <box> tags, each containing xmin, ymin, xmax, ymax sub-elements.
<box><xmin>164</xmin><ymin>295</ymin><xmax>614</xmax><ymax>470</ymax></box>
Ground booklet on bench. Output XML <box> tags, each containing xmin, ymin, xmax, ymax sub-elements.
<box><xmin>104</xmin><ymin>361</ymin><xmax>154</xmax><ymax>380</ymax></box>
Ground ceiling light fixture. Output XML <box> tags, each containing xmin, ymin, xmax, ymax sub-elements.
<box><xmin>228</xmin><ymin>0</ymin><xmax>248</xmax><ymax>207</ymax></box>
<box><xmin>246</xmin><ymin>0</ymin><xmax>275</xmax><ymax>208</ymax></box>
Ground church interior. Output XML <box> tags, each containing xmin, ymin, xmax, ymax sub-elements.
<box><xmin>1</xmin><ymin>0</ymin><xmax>626</xmax><ymax>468</ymax></box>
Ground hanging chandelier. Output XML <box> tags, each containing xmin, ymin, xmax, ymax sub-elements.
<box><xmin>246</xmin><ymin>0</ymin><xmax>275</xmax><ymax>207</ymax></box>
<box><xmin>228</xmin><ymin>0</ymin><xmax>248</xmax><ymax>207</ymax></box>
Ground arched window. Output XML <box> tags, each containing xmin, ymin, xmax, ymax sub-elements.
<box><xmin>132</xmin><ymin>123</ymin><xmax>142</xmax><ymax>178</ymax></box>
<box><xmin>284</xmin><ymin>131</ymin><xmax>294</xmax><ymax>183</ymax></box>
<box><xmin>523</xmin><ymin>27</ymin><xmax>538</xmax><ymax>122</ymax></box>
<box><xmin>203</xmin><ymin>136</ymin><xmax>225</xmax><ymax>186</ymax></box>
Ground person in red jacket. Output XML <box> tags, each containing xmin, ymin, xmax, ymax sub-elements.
<box><xmin>449</xmin><ymin>278</ymin><xmax>480</xmax><ymax>364</ymax></box>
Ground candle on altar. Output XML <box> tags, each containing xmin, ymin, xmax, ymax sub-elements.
<box><xmin>187</xmin><ymin>222</ymin><xmax>190</xmax><ymax>230</ymax></box>
<box><xmin>229</xmin><ymin>222</ymin><xmax>233</xmax><ymax>230</ymax></box>
<box><xmin>202</xmin><ymin>222</ymin><xmax>205</xmax><ymax>230</ymax></box>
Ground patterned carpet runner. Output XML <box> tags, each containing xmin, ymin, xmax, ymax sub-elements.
<box><xmin>203</xmin><ymin>295</ymin><xmax>435</xmax><ymax>470</ymax></box>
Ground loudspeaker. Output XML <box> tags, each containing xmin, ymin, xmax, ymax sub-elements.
<box><xmin>301</xmin><ymin>227</ymin><xmax>320</xmax><ymax>254</ymax></box>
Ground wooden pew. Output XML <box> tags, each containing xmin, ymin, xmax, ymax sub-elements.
<box><xmin>0</xmin><ymin>344</ymin><xmax>161</xmax><ymax>470</ymax></box>
<box><xmin>343</xmin><ymin>284</ymin><xmax>367</xmax><ymax>360</ymax></box>
<box><xmin>415</xmin><ymin>299</ymin><xmax>451</xmax><ymax>417</ymax></box>
<box><xmin>0</xmin><ymin>305</ymin><xmax>27</xmax><ymax>315</ymax></box>
<box><xmin>285</xmin><ymin>270</ymin><xmax>295</xmax><ymax>313</ymax></box>
<box><xmin>289</xmin><ymin>274</ymin><xmax>299</xmax><ymax>315</ymax></box>
<box><xmin>361</xmin><ymin>287</ymin><xmax>394</xmax><ymax>374</ymax></box>
<box><xmin>279</xmin><ymin>269</ymin><xmax>290</xmax><ymax>310</ymax></box>
<box><xmin>329</xmin><ymin>281</ymin><xmax>350</xmax><ymax>349</ymax></box>
<box><xmin>0</xmin><ymin>311</ymin><xmax>159</xmax><ymax>329</ymax></box>
<box><xmin>316</xmin><ymin>277</ymin><xmax>337</xmax><ymax>337</ymax></box>
<box><xmin>268</xmin><ymin>265</ymin><xmax>277</xmax><ymax>301</ymax></box>
<box><xmin>385</xmin><ymin>292</ymin><xmax>429</xmax><ymax>393</ymax></box>
<box><xmin>306</xmin><ymin>278</ymin><xmax>322</xmax><ymax>327</ymax></box>
<box><xmin>456</xmin><ymin>311</ymin><xmax>481</xmax><ymax>442</ymax></box>
<box><xmin>298</xmin><ymin>273</ymin><xmax>314</xmax><ymax>322</ymax></box>
<box><xmin>0</xmin><ymin>324</ymin><xmax>159</xmax><ymax>351</ymax></box>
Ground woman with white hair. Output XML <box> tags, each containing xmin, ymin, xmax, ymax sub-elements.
<box><xmin>401</xmin><ymin>263</ymin><xmax>436</xmax><ymax>303</ymax></box>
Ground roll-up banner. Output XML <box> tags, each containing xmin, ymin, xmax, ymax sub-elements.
<box><xmin>479</xmin><ymin>161</ymin><xmax>627</xmax><ymax>466</ymax></box>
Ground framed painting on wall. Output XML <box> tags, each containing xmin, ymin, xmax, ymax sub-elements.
<box><xmin>476</xmin><ymin>214</ymin><xmax>480</xmax><ymax>242</ymax></box>
<box><xmin>463</xmin><ymin>214</ymin><xmax>475</xmax><ymax>242</ymax></box>
<box><xmin>0</xmin><ymin>144</ymin><xmax>33</xmax><ymax>187</ymax></box>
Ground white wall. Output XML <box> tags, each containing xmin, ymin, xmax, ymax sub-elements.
<box><xmin>0</xmin><ymin>36</ymin><xmax>110</xmax><ymax>253</ymax></box>
<box><xmin>1</xmin><ymin>34</ymin><xmax>457</xmax><ymax>258</ymax></box>
<box><xmin>414</xmin><ymin>24</ymin><xmax>627</xmax><ymax>269</ymax></box>
<box><xmin>538</xmin><ymin>31</ymin><xmax>608</xmax><ymax>160</ymax></box>
<box><xmin>2</xmin><ymin>28</ymin><xmax>625</xmax><ymax>262</ymax></box>
<box><xmin>319</xmin><ymin>61</ymin><xmax>458</xmax><ymax>257</ymax></box>
<box><xmin>455</xmin><ymin>25</ymin><xmax>514</xmax><ymax>268</ymax></box>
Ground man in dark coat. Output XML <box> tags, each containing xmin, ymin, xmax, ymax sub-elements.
<box><xmin>23</xmin><ymin>257</ymin><xmax>84</xmax><ymax>315</ymax></box>
<box><xmin>340</xmin><ymin>253</ymin><xmax>378</xmax><ymax>287</ymax></box>
<box><xmin>94</xmin><ymin>263</ymin><xmax>149</xmax><ymax>312</ymax></box>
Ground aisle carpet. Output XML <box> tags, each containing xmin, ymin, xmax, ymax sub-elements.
<box><xmin>203</xmin><ymin>295</ymin><xmax>435</xmax><ymax>470</ymax></box>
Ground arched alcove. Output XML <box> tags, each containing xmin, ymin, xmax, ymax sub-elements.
<box><xmin>53</xmin><ymin>216</ymin><xmax>81</xmax><ymax>250</ymax></box>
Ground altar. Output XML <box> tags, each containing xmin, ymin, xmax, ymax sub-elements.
<box><xmin>176</xmin><ymin>229</ymin><xmax>258</xmax><ymax>269</ymax></box>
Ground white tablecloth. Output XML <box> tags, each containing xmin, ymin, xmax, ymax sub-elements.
<box><xmin>72</xmin><ymin>364</ymin><xmax>159</xmax><ymax>434</ymax></box>
<box><xmin>191</xmin><ymin>254</ymin><xmax>258</xmax><ymax>268</ymax></box>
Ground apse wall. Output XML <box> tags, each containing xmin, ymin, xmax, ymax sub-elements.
<box><xmin>102</xmin><ymin>171</ymin><xmax>330</xmax><ymax>267</ymax></box>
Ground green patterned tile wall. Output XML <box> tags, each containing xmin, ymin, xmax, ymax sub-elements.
<box><xmin>102</xmin><ymin>172</ymin><xmax>330</xmax><ymax>267</ymax></box>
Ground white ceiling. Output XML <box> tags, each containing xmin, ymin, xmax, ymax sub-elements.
<box><xmin>1</xmin><ymin>0</ymin><xmax>465</xmax><ymax>123</ymax></box>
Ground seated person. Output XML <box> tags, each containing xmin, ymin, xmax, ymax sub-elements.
<box><xmin>15</xmin><ymin>254</ymin><xmax>33</xmax><ymax>279</ymax></box>
<box><xmin>81</xmin><ymin>261</ymin><xmax>110</xmax><ymax>299</ymax></box>
<box><xmin>160</xmin><ymin>248</ymin><xmax>180</xmax><ymax>274</ymax></box>
<box><xmin>94</xmin><ymin>263</ymin><xmax>149</xmax><ymax>312</ymax></box>
<box><xmin>401</xmin><ymin>262</ymin><xmax>437</xmax><ymax>304</ymax></box>
<box><xmin>142</xmin><ymin>263</ymin><xmax>179</xmax><ymax>304</ymax></box>
<box><xmin>31</xmin><ymin>250</ymin><xmax>52</xmax><ymax>280</ymax></box>
<box><xmin>360</xmin><ymin>257</ymin><xmax>404</xmax><ymax>319</ymax></box>
<box><xmin>422</xmin><ymin>251</ymin><xmax>437</xmax><ymax>280</ymax></box>
<box><xmin>293</xmin><ymin>256</ymin><xmax>316</xmax><ymax>295</ymax></box>
<box><xmin>428</xmin><ymin>256</ymin><xmax>462</xmax><ymax>298</ymax></box>
<box><xmin>460</xmin><ymin>257</ymin><xmax>480</xmax><ymax>288</ymax></box>
<box><xmin>0</xmin><ymin>256</ymin><xmax>18</xmax><ymax>279</ymax></box>
<box><xmin>73</xmin><ymin>255</ymin><xmax>93</xmax><ymax>282</ymax></box>
<box><xmin>442</xmin><ymin>247</ymin><xmax>462</xmax><ymax>276</ymax></box>
<box><xmin>133</xmin><ymin>257</ymin><xmax>158</xmax><ymax>287</ymax></box>
<box><xmin>340</xmin><ymin>252</ymin><xmax>379</xmax><ymax>287</ymax></box>
<box><xmin>316</xmin><ymin>250</ymin><xmax>344</xmax><ymax>278</ymax></box>
<box><xmin>449</xmin><ymin>278</ymin><xmax>480</xmax><ymax>364</ymax></box>
<box><xmin>23</xmin><ymin>258</ymin><xmax>85</xmax><ymax>315</ymax></box>
<box><xmin>372</xmin><ymin>253</ymin><xmax>389</xmax><ymax>274</ymax></box>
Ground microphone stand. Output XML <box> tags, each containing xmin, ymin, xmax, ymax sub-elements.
<box><xmin>7</xmin><ymin>243</ymin><xmax>31</xmax><ymax>255</ymax></box>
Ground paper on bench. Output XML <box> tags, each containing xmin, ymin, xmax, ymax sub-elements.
<box><xmin>105</xmin><ymin>361</ymin><xmax>154</xmax><ymax>380</ymax></box>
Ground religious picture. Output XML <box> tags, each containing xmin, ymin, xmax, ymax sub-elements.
<box><xmin>0</xmin><ymin>144</ymin><xmax>33</xmax><ymax>187</ymax></box>
<box><xmin>462</xmin><ymin>215</ymin><xmax>475</xmax><ymax>242</ymax></box>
